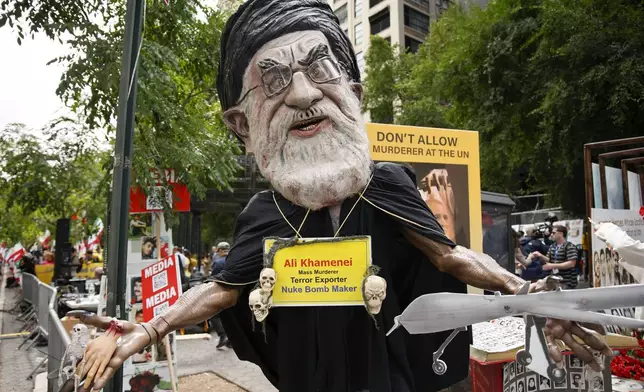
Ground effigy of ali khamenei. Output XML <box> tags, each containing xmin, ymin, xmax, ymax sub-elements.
<box><xmin>70</xmin><ymin>1</ymin><xmax>621</xmax><ymax>392</ymax></box>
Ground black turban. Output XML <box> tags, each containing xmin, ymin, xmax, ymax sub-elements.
<box><xmin>216</xmin><ymin>0</ymin><xmax>361</xmax><ymax>111</ymax></box>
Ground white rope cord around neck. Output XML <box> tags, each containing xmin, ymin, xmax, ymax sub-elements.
<box><xmin>272</xmin><ymin>174</ymin><xmax>374</xmax><ymax>238</ymax></box>
<box><xmin>272</xmin><ymin>192</ymin><xmax>310</xmax><ymax>238</ymax></box>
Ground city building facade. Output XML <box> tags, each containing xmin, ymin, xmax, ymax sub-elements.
<box><xmin>327</xmin><ymin>0</ymin><xmax>450</xmax><ymax>79</ymax></box>
<box><xmin>326</xmin><ymin>0</ymin><xmax>487</xmax><ymax>79</ymax></box>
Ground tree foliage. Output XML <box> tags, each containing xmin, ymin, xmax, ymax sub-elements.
<box><xmin>0</xmin><ymin>122</ymin><xmax>108</xmax><ymax>245</ymax></box>
<box><xmin>363</xmin><ymin>0</ymin><xmax>644</xmax><ymax>214</ymax></box>
<box><xmin>0</xmin><ymin>0</ymin><xmax>241</xmax><ymax>202</ymax></box>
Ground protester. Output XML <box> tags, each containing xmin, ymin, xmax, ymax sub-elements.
<box><xmin>43</xmin><ymin>251</ymin><xmax>55</xmax><ymax>264</ymax></box>
<box><xmin>521</xmin><ymin>228</ymin><xmax>549</xmax><ymax>257</ymax></box>
<box><xmin>209</xmin><ymin>241</ymin><xmax>232</xmax><ymax>349</ymax></box>
<box><xmin>513</xmin><ymin>230</ymin><xmax>533</xmax><ymax>274</ymax></box>
<box><xmin>172</xmin><ymin>246</ymin><xmax>189</xmax><ymax>290</ymax></box>
<box><xmin>19</xmin><ymin>253</ymin><xmax>37</xmax><ymax>275</ymax></box>
<box><xmin>210</xmin><ymin>242</ymin><xmax>229</xmax><ymax>277</ymax></box>
<box><xmin>531</xmin><ymin>225</ymin><xmax>578</xmax><ymax>289</ymax></box>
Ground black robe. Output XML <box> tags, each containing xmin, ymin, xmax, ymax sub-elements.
<box><xmin>211</xmin><ymin>162</ymin><xmax>472</xmax><ymax>392</ymax></box>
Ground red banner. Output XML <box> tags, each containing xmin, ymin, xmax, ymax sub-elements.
<box><xmin>129</xmin><ymin>168</ymin><xmax>190</xmax><ymax>213</ymax></box>
<box><xmin>129</xmin><ymin>184</ymin><xmax>190</xmax><ymax>213</ymax></box>
<box><xmin>141</xmin><ymin>254</ymin><xmax>183</xmax><ymax>322</ymax></box>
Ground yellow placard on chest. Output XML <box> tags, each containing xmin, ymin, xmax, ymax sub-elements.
<box><xmin>263</xmin><ymin>236</ymin><xmax>372</xmax><ymax>307</ymax></box>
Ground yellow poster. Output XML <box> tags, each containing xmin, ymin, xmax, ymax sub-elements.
<box><xmin>35</xmin><ymin>264</ymin><xmax>55</xmax><ymax>285</ymax></box>
<box><xmin>75</xmin><ymin>262</ymin><xmax>103</xmax><ymax>279</ymax></box>
<box><xmin>263</xmin><ymin>236</ymin><xmax>372</xmax><ymax>306</ymax></box>
<box><xmin>367</xmin><ymin>123</ymin><xmax>482</xmax><ymax>253</ymax></box>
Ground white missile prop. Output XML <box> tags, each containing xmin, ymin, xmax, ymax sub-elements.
<box><xmin>387</xmin><ymin>284</ymin><xmax>644</xmax><ymax>337</ymax></box>
<box><xmin>386</xmin><ymin>283</ymin><xmax>644</xmax><ymax>380</ymax></box>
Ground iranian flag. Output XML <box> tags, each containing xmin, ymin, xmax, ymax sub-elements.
<box><xmin>39</xmin><ymin>230</ymin><xmax>52</xmax><ymax>247</ymax></box>
<box><xmin>7</xmin><ymin>243</ymin><xmax>26</xmax><ymax>264</ymax></box>
<box><xmin>87</xmin><ymin>218</ymin><xmax>104</xmax><ymax>250</ymax></box>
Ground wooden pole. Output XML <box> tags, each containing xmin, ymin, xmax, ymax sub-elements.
<box><xmin>155</xmin><ymin>213</ymin><xmax>179</xmax><ymax>392</ymax></box>
<box><xmin>621</xmin><ymin>160</ymin><xmax>631</xmax><ymax>210</ymax></box>
<box><xmin>621</xmin><ymin>157</ymin><xmax>644</xmax><ymax>209</ymax></box>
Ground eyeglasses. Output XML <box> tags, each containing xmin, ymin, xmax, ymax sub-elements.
<box><xmin>236</xmin><ymin>57</ymin><xmax>343</xmax><ymax>105</ymax></box>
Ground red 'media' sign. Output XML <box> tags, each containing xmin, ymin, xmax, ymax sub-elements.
<box><xmin>141</xmin><ymin>254</ymin><xmax>183</xmax><ymax>322</ymax></box>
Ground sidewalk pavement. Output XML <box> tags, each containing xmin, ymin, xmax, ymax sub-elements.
<box><xmin>176</xmin><ymin>334</ymin><xmax>277</xmax><ymax>392</ymax></box>
<box><xmin>178</xmin><ymin>333</ymin><xmax>473</xmax><ymax>392</ymax></box>
<box><xmin>0</xmin><ymin>287</ymin><xmax>49</xmax><ymax>392</ymax></box>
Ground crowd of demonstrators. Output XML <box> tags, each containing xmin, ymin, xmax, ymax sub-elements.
<box><xmin>514</xmin><ymin>225</ymin><xmax>584</xmax><ymax>289</ymax></box>
<box><xmin>9</xmin><ymin>243</ymin><xmax>58</xmax><ymax>284</ymax></box>
<box><xmin>2</xmin><ymin>240</ymin><xmax>104</xmax><ymax>290</ymax></box>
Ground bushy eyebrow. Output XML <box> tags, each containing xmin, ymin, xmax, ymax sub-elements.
<box><xmin>258</xmin><ymin>43</ymin><xmax>330</xmax><ymax>71</ymax></box>
<box><xmin>257</xmin><ymin>58</ymin><xmax>282</xmax><ymax>71</ymax></box>
<box><xmin>297</xmin><ymin>43</ymin><xmax>330</xmax><ymax>66</ymax></box>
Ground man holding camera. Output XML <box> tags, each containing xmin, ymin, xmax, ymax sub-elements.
<box><xmin>531</xmin><ymin>225</ymin><xmax>579</xmax><ymax>289</ymax></box>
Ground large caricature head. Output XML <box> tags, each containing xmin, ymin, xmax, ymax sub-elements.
<box><xmin>218</xmin><ymin>0</ymin><xmax>373</xmax><ymax>210</ymax></box>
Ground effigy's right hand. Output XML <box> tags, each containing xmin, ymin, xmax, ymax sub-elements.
<box><xmin>82</xmin><ymin>322</ymin><xmax>153</xmax><ymax>391</ymax></box>
<box><xmin>67</xmin><ymin>311</ymin><xmax>154</xmax><ymax>391</ymax></box>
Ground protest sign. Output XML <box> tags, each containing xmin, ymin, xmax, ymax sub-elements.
<box><xmin>141</xmin><ymin>254</ymin><xmax>183</xmax><ymax>322</ymax></box>
<box><xmin>264</xmin><ymin>236</ymin><xmax>372</xmax><ymax>307</ymax></box>
<box><xmin>590</xmin><ymin>208</ymin><xmax>644</xmax><ymax>335</ymax></box>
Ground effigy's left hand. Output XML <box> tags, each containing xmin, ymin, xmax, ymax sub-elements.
<box><xmin>542</xmin><ymin>318</ymin><xmax>612</xmax><ymax>371</ymax></box>
<box><xmin>528</xmin><ymin>276</ymin><xmax>613</xmax><ymax>371</ymax></box>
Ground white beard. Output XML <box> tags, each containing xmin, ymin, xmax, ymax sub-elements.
<box><xmin>248</xmin><ymin>93</ymin><xmax>373</xmax><ymax>211</ymax></box>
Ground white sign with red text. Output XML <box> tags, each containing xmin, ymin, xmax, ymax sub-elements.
<box><xmin>141</xmin><ymin>254</ymin><xmax>183</xmax><ymax>322</ymax></box>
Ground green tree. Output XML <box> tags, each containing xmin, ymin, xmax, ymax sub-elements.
<box><xmin>0</xmin><ymin>121</ymin><xmax>108</xmax><ymax>245</ymax></box>
<box><xmin>0</xmin><ymin>0</ymin><xmax>241</xmax><ymax>204</ymax></box>
<box><xmin>363</xmin><ymin>36</ymin><xmax>448</xmax><ymax>127</ymax></box>
<box><xmin>363</xmin><ymin>0</ymin><xmax>644</xmax><ymax>215</ymax></box>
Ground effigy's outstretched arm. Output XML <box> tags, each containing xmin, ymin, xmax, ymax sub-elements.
<box><xmin>148</xmin><ymin>281</ymin><xmax>239</xmax><ymax>340</ymax></box>
<box><xmin>75</xmin><ymin>282</ymin><xmax>239</xmax><ymax>391</ymax></box>
<box><xmin>404</xmin><ymin>229</ymin><xmax>527</xmax><ymax>294</ymax></box>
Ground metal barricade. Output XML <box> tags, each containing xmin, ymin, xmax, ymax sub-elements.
<box><xmin>47</xmin><ymin>307</ymin><xmax>71</xmax><ymax>392</ymax></box>
<box><xmin>24</xmin><ymin>282</ymin><xmax>58</xmax><ymax>381</ymax></box>
<box><xmin>17</xmin><ymin>273</ymin><xmax>39</xmax><ymax>322</ymax></box>
<box><xmin>22</xmin><ymin>273</ymin><xmax>38</xmax><ymax>305</ymax></box>
<box><xmin>37</xmin><ymin>282</ymin><xmax>56</xmax><ymax>339</ymax></box>
<box><xmin>17</xmin><ymin>275</ymin><xmax>42</xmax><ymax>349</ymax></box>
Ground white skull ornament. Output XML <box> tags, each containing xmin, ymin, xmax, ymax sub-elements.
<box><xmin>259</xmin><ymin>268</ymin><xmax>277</xmax><ymax>293</ymax></box>
<box><xmin>71</xmin><ymin>324</ymin><xmax>89</xmax><ymax>344</ymax></box>
<box><xmin>249</xmin><ymin>288</ymin><xmax>269</xmax><ymax>322</ymax></box>
<box><xmin>363</xmin><ymin>275</ymin><xmax>387</xmax><ymax>314</ymax></box>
